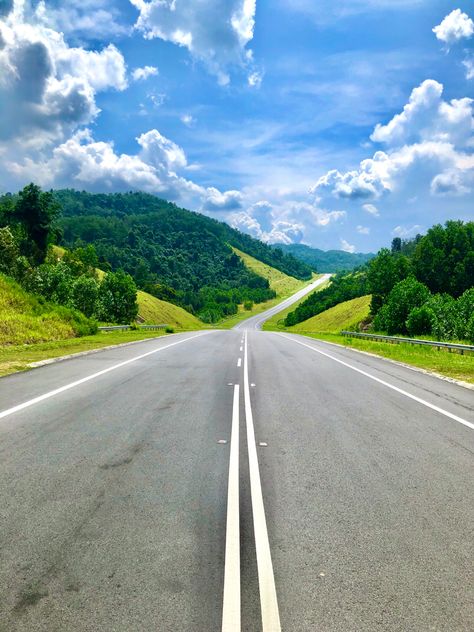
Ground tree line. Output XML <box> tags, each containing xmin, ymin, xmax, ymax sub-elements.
<box><xmin>285</xmin><ymin>221</ymin><xmax>474</xmax><ymax>342</ymax></box>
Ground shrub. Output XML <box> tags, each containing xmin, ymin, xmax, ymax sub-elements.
<box><xmin>96</xmin><ymin>270</ymin><xmax>138</xmax><ymax>323</ymax></box>
<box><xmin>243</xmin><ymin>300</ymin><xmax>253</xmax><ymax>311</ymax></box>
<box><xmin>165</xmin><ymin>326</ymin><xmax>174</xmax><ymax>333</ymax></box>
<box><xmin>426</xmin><ymin>294</ymin><xmax>458</xmax><ymax>341</ymax></box>
<box><xmin>455</xmin><ymin>288</ymin><xmax>474</xmax><ymax>340</ymax></box>
<box><xmin>373</xmin><ymin>277</ymin><xmax>431</xmax><ymax>335</ymax></box>
<box><xmin>406</xmin><ymin>306</ymin><xmax>433</xmax><ymax>336</ymax></box>
<box><xmin>70</xmin><ymin>275</ymin><xmax>99</xmax><ymax>318</ymax></box>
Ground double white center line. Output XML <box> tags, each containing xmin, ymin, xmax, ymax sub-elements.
<box><xmin>222</xmin><ymin>332</ymin><xmax>281</xmax><ymax>632</ymax></box>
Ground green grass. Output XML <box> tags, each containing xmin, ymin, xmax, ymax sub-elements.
<box><xmin>136</xmin><ymin>290</ymin><xmax>204</xmax><ymax>329</ymax></box>
<box><xmin>0</xmin><ymin>329</ymin><xmax>171</xmax><ymax>377</ymax></box>
<box><xmin>297</xmin><ymin>332</ymin><xmax>474</xmax><ymax>385</ymax></box>
<box><xmin>289</xmin><ymin>295</ymin><xmax>371</xmax><ymax>334</ymax></box>
<box><xmin>214</xmin><ymin>247</ymin><xmax>319</xmax><ymax>329</ymax></box>
<box><xmin>232</xmin><ymin>247</ymin><xmax>312</xmax><ymax>296</ymax></box>
<box><xmin>0</xmin><ymin>274</ymin><xmax>94</xmax><ymax>346</ymax></box>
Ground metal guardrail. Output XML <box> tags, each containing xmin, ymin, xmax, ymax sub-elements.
<box><xmin>341</xmin><ymin>331</ymin><xmax>474</xmax><ymax>354</ymax></box>
<box><xmin>98</xmin><ymin>324</ymin><xmax>168</xmax><ymax>332</ymax></box>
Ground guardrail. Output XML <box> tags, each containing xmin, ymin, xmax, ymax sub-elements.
<box><xmin>98</xmin><ymin>324</ymin><xmax>168</xmax><ymax>332</ymax></box>
<box><xmin>341</xmin><ymin>331</ymin><xmax>474</xmax><ymax>355</ymax></box>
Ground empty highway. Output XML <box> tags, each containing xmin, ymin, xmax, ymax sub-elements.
<box><xmin>0</xmin><ymin>292</ymin><xmax>473</xmax><ymax>631</ymax></box>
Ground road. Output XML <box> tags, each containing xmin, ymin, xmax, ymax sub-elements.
<box><xmin>0</xmin><ymin>286</ymin><xmax>473</xmax><ymax>631</ymax></box>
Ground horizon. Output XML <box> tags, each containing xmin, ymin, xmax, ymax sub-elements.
<box><xmin>0</xmin><ymin>1</ymin><xmax>473</xmax><ymax>252</ymax></box>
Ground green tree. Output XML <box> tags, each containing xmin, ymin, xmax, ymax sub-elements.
<box><xmin>0</xmin><ymin>226</ymin><xmax>19</xmax><ymax>274</ymax></box>
<box><xmin>367</xmin><ymin>248</ymin><xmax>411</xmax><ymax>315</ymax></box>
<box><xmin>97</xmin><ymin>270</ymin><xmax>138</xmax><ymax>323</ymax></box>
<box><xmin>373</xmin><ymin>277</ymin><xmax>431</xmax><ymax>335</ymax></box>
<box><xmin>14</xmin><ymin>184</ymin><xmax>60</xmax><ymax>264</ymax></box>
<box><xmin>71</xmin><ymin>275</ymin><xmax>99</xmax><ymax>318</ymax></box>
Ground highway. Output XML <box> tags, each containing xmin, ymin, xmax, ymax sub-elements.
<box><xmin>0</xmin><ymin>286</ymin><xmax>473</xmax><ymax>631</ymax></box>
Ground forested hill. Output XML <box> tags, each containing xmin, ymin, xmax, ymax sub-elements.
<box><xmin>280</xmin><ymin>243</ymin><xmax>374</xmax><ymax>272</ymax></box>
<box><xmin>55</xmin><ymin>190</ymin><xmax>312</xmax><ymax>291</ymax></box>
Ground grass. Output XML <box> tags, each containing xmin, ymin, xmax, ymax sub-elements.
<box><xmin>214</xmin><ymin>247</ymin><xmax>319</xmax><ymax>329</ymax></box>
<box><xmin>289</xmin><ymin>295</ymin><xmax>371</xmax><ymax>334</ymax></box>
<box><xmin>231</xmin><ymin>247</ymin><xmax>312</xmax><ymax>296</ymax></box>
<box><xmin>0</xmin><ymin>329</ymin><xmax>171</xmax><ymax>377</ymax></box>
<box><xmin>136</xmin><ymin>290</ymin><xmax>204</xmax><ymax>329</ymax></box>
<box><xmin>296</xmin><ymin>333</ymin><xmax>474</xmax><ymax>385</ymax></box>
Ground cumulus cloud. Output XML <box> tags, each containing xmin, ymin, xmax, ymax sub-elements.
<box><xmin>202</xmin><ymin>187</ymin><xmax>243</xmax><ymax>211</ymax></box>
<box><xmin>130</xmin><ymin>0</ymin><xmax>258</xmax><ymax>84</ymax></box>
<box><xmin>357</xmin><ymin>225</ymin><xmax>370</xmax><ymax>234</ymax></box>
<box><xmin>392</xmin><ymin>224</ymin><xmax>422</xmax><ymax>238</ymax></box>
<box><xmin>0</xmin><ymin>0</ymin><xmax>127</xmax><ymax>149</ymax></box>
<box><xmin>340</xmin><ymin>239</ymin><xmax>356</xmax><ymax>253</ymax></box>
<box><xmin>180</xmin><ymin>114</ymin><xmax>195</xmax><ymax>127</ymax></box>
<box><xmin>311</xmin><ymin>80</ymin><xmax>474</xmax><ymax>208</ymax></box>
<box><xmin>370</xmin><ymin>80</ymin><xmax>473</xmax><ymax>147</ymax></box>
<box><xmin>132</xmin><ymin>65</ymin><xmax>158</xmax><ymax>81</ymax></box>
<box><xmin>463</xmin><ymin>58</ymin><xmax>474</xmax><ymax>80</ymax></box>
<box><xmin>36</xmin><ymin>0</ymin><xmax>130</xmax><ymax>39</ymax></box>
<box><xmin>432</xmin><ymin>9</ymin><xmax>474</xmax><ymax>45</ymax></box>
<box><xmin>363</xmin><ymin>203</ymin><xmax>380</xmax><ymax>216</ymax></box>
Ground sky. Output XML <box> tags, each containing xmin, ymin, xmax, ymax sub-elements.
<box><xmin>0</xmin><ymin>0</ymin><xmax>473</xmax><ymax>253</ymax></box>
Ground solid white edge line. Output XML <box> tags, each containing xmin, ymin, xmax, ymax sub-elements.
<box><xmin>244</xmin><ymin>331</ymin><xmax>281</xmax><ymax>631</ymax></box>
<box><xmin>0</xmin><ymin>332</ymin><xmax>212</xmax><ymax>422</ymax></box>
<box><xmin>275</xmin><ymin>333</ymin><xmax>474</xmax><ymax>432</ymax></box>
<box><xmin>222</xmin><ymin>385</ymin><xmax>241</xmax><ymax>632</ymax></box>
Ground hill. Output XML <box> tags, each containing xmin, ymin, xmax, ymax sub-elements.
<box><xmin>289</xmin><ymin>295</ymin><xmax>371</xmax><ymax>333</ymax></box>
<box><xmin>232</xmin><ymin>247</ymin><xmax>309</xmax><ymax>297</ymax></box>
<box><xmin>279</xmin><ymin>243</ymin><xmax>374</xmax><ymax>272</ymax></box>
<box><xmin>0</xmin><ymin>274</ymin><xmax>96</xmax><ymax>346</ymax></box>
<box><xmin>136</xmin><ymin>291</ymin><xmax>203</xmax><ymax>329</ymax></box>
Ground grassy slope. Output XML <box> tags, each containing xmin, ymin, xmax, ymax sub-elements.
<box><xmin>136</xmin><ymin>290</ymin><xmax>203</xmax><ymax>329</ymax></box>
<box><xmin>0</xmin><ymin>274</ymin><xmax>76</xmax><ymax>345</ymax></box>
<box><xmin>53</xmin><ymin>246</ymin><xmax>204</xmax><ymax>330</ymax></box>
<box><xmin>216</xmin><ymin>248</ymin><xmax>318</xmax><ymax>329</ymax></box>
<box><xmin>290</xmin><ymin>295</ymin><xmax>371</xmax><ymax>333</ymax></box>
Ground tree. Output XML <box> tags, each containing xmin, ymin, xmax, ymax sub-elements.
<box><xmin>367</xmin><ymin>248</ymin><xmax>411</xmax><ymax>315</ymax></box>
<box><xmin>373</xmin><ymin>277</ymin><xmax>431</xmax><ymax>335</ymax></box>
<box><xmin>0</xmin><ymin>226</ymin><xmax>19</xmax><ymax>274</ymax></box>
<box><xmin>71</xmin><ymin>276</ymin><xmax>99</xmax><ymax>318</ymax></box>
<box><xmin>14</xmin><ymin>184</ymin><xmax>60</xmax><ymax>264</ymax></box>
<box><xmin>97</xmin><ymin>270</ymin><xmax>138</xmax><ymax>323</ymax></box>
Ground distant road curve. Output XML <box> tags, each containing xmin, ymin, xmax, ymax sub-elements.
<box><xmin>233</xmin><ymin>273</ymin><xmax>331</xmax><ymax>331</ymax></box>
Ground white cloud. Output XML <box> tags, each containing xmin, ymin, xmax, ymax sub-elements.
<box><xmin>363</xmin><ymin>203</ymin><xmax>380</xmax><ymax>216</ymax></box>
<box><xmin>340</xmin><ymin>239</ymin><xmax>356</xmax><ymax>253</ymax></box>
<box><xmin>132</xmin><ymin>65</ymin><xmax>158</xmax><ymax>81</ymax></box>
<box><xmin>357</xmin><ymin>225</ymin><xmax>370</xmax><ymax>234</ymax></box>
<box><xmin>202</xmin><ymin>187</ymin><xmax>243</xmax><ymax>211</ymax></box>
<box><xmin>180</xmin><ymin>114</ymin><xmax>195</xmax><ymax>127</ymax></box>
<box><xmin>248</xmin><ymin>70</ymin><xmax>263</xmax><ymax>88</ymax></box>
<box><xmin>0</xmin><ymin>0</ymin><xmax>127</xmax><ymax>150</ymax></box>
<box><xmin>392</xmin><ymin>225</ymin><xmax>422</xmax><ymax>238</ymax></box>
<box><xmin>463</xmin><ymin>57</ymin><xmax>474</xmax><ymax>80</ymax></box>
<box><xmin>312</xmin><ymin>80</ymin><xmax>474</xmax><ymax>207</ymax></box>
<box><xmin>130</xmin><ymin>0</ymin><xmax>257</xmax><ymax>84</ymax></box>
<box><xmin>36</xmin><ymin>0</ymin><xmax>130</xmax><ymax>39</ymax></box>
<box><xmin>370</xmin><ymin>80</ymin><xmax>473</xmax><ymax>148</ymax></box>
<box><xmin>433</xmin><ymin>9</ymin><xmax>474</xmax><ymax>45</ymax></box>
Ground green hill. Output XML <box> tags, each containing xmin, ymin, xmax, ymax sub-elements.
<box><xmin>289</xmin><ymin>295</ymin><xmax>371</xmax><ymax>333</ymax></box>
<box><xmin>280</xmin><ymin>243</ymin><xmax>374</xmax><ymax>272</ymax></box>
<box><xmin>136</xmin><ymin>291</ymin><xmax>203</xmax><ymax>329</ymax></box>
<box><xmin>232</xmin><ymin>247</ymin><xmax>310</xmax><ymax>297</ymax></box>
<box><xmin>0</xmin><ymin>274</ymin><xmax>95</xmax><ymax>346</ymax></box>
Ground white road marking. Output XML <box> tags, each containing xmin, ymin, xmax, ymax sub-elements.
<box><xmin>244</xmin><ymin>331</ymin><xmax>281</xmax><ymax>631</ymax></box>
<box><xmin>222</xmin><ymin>385</ymin><xmax>241</xmax><ymax>632</ymax></box>
<box><xmin>0</xmin><ymin>332</ymin><xmax>212</xmax><ymax>422</ymax></box>
<box><xmin>237</xmin><ymin>358</ymin><xmax>242</xmax><ymax>368</ymax></box>
<box><xmin>240</xmin><ymin>346</ymin><xmax>243</xmax><ymax>352</ymax></box>
<box><xmin>275</xmin><ymin>333</ymin><xmax>474</xmax><ymax>432</ymax></box>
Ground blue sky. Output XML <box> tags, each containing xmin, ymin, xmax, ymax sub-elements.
<box><xmin>0</xmin><ymin>1</ymin><xmax>473</xmax><ymax>252</ymax></box>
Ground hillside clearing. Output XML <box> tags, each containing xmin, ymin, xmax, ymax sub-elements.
<box><xmin>289</xmin><ymin>295</ymin><xmax>371</xmax><ymax>333</ymax></box>
<box><xmin>136</xmin><ymin>291</ymin><xmax>204</xmax><ymax>329</ymax></box>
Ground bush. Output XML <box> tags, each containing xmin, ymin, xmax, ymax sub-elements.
<box><xmin>406</xmin><ymin>306</ymin><xmax>433</xmax><ymax>336</ymax></box>
<box><xmin>455</xmin><ymin>288</ymin><xmax>474</xmax><ymax>340</ymax></box>
<box><xmin>165</xmin><ymin>326</ymin><xmax>174</xmax><ymax>333</ymax></box>
<box><xmin>426</xmin><ymin>294</ymin><xmax>458</xmax><ymax>341</ymax></box>
<box><xmin>373</xmin><ymin>277</ymin><xmax>431</xmax><ymax>335</ymax></box>
<box><xmin>243</xmin><ymin>300</ymin><xmax>253</xmax><ymax>311</ymax></box>
<box><xmin>96</xmin><ymin>270</ymin><xmax>138</xmax><ymax>323</ymax></box>
<box><xmin>70</xmin><ymin>275</ymin><xmax>99</xmax><ymax>318</ymax></box>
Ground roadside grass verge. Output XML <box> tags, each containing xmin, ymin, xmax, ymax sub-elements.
<box><xmin>0</xmin><ymin>329</ymin><xmax>172</xmax><ymax>378</ymax></box>
<box><xmin>287</xmin><ymin>332</ymin><xmax>474</xmax><ymax>385</ymax></box>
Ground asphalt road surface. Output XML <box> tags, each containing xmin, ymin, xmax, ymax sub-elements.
<box><xmin>0</xmin><ymin>287</ymin><xmax>473</xmax><ymax>631</ymax></box>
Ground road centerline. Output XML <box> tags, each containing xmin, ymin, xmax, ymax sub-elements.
<box><xmin>275</xmin><ymin>333</ymin><xmax>474</xmax><ymax>432</ymax></box>
<box><xmin>222</xmin><ymin>385</ymin><xmax>241</xmax><ymax>632</ymax></box>
<box><xmin>244</xmin><ymin>331</ymin><xmax>281</xmax><ymax>632</ymax></box>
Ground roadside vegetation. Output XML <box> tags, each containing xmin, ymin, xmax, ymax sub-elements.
<box><xmin>288</xmin><ymin>295</ymin><xmax>371</xmax><ymax>334</ymax></box>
